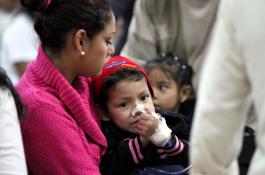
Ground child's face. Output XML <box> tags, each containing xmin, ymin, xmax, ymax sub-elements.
<box><xmin>107</xmin><ymin>78</ymin><xmax>155</xmax><ymax>134</ymax></box>
<box><xmin>148</xmin><ymin>67</ymin><xmax>180</xmax><ymax>111</ymax></box>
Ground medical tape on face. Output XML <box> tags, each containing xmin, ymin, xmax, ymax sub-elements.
<box><xmin>132</xmin><ymin>104</ymin><xmax>145</xmax><ymax>116</ymax></box>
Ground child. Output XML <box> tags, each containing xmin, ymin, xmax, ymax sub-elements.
<box><xmin>92</xmin><ymin>56</ymin><xmax>189</xmax><ymax>175</ymax></box>
<box><xmin>144</xmin><ymin>53</ymin><xmax>195</xmax><ymax>126</ymax></box>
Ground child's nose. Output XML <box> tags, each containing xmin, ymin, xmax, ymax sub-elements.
<box><xmin>152</xmin><ymin>92</ymin><xmax>159</xmax><ymax>104</ymax></box>
<box><xmin>132</xmin><ymin>104</ymin><xmax>145</xmax><ymax>117</ymax></box>
<box><xmin>153</xmin><ymin>97</ymin><xmax>159</xmax><ymax>105</ymax></box>
<box><xmin>133</xmin><ymin>110</ymin><xmax>143</xmax><ymax>117</ymax></box>
<box><xmin>152</xmin><ymin>88</ymin><xmax>159</xmax><ymax>100</ymax></box>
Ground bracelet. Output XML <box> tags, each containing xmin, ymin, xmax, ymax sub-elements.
<box><xmin>164</xmin><ymin>136</ymin><xmax>175</xmax><ymax>148</ymax></box>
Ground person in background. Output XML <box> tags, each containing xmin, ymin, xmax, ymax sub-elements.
<box><xmin>16</xmin><ymin>0</ymin><xmax>115</xmax><ymax>174</ymax></box>
<box><xmin>121</xmin><ymin>0</ymin><xmax>220</xmax><ymax>91</ymax></box>
<box><xmin>190</xmin><ymin>0</ymin><xmax>264</xmax><ymax>174</ymax></box>
<box><xmin>0</xmin><ymin>67</ymin><xmax>27</xmax><ymax>175</ymax></box>
<box><xmin>0</xmin><ymin>0</ymin><xmax>38</xmax><ymax>84</ymax></box>
<box><xmin>144</xmin><ymin>53</ymin><xmax>195</xmax><ymax>127</ymax></box>
<box><xmin>108</xmin><ymin>0</ymin><xmax>135</xmax><ymax>55</ymax></box>
<box><xmin>92</xmin><ymin>56</ymin><xmax>189</xmax><ymax>175</ymax></box>
<box><xmin>0</xmin><ymin>0</ymin><xmax>17</xmax><ymax>37</ymax></box>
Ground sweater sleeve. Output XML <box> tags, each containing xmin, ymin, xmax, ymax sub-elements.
<box><xmin>100</xmin><ymin>136</ymin><xmax>145</xmax><ymax>175</ymax></box>
<box><xmin>21</xmin><ymin>99</ymin><xmax>102</xmax><ymax>175</ymax></box>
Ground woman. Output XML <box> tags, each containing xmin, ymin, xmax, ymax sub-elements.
<box><xmin>17</xmin><ymin>0</ymin><xmax>115</xmax><ymax>174</ymax></box>
<box><xmin>0</xmin><ymin>68</ymin><xmax>27</xmax><ymax>174</ymax></box>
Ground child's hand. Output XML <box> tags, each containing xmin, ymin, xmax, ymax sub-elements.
<box><xmin>134</xmin><ymin>113</ymin><xmax>159</xmax><ymax>139</ymax></box>
<box><xmin>149</xmin><ymin>112</ymin><xmax>172</xmax><ymax>147</ymax></box>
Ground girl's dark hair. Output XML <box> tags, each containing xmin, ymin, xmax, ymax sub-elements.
<box><xmin>97</xmin><ymin>69</ymin><xmax>144</xmax><ymax>112</ymax></box>
<box><xmin>20</xmin><ymin>0</ymin><xmax>113</xmax><ymax>53</ymax></box>
<box><xmin>145</xmin><ymin>53</ymin><xmax>193</xmax><ymax>88</ymax></box>
<box><xmin>0</xmin><ymin>68</ymin><xmax>24</xmax><ymax>118</ymax></box>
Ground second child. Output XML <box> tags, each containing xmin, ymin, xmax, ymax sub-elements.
<box><xmin>144</xmin><ymin>53</ymin><xmax>195</xmax><ymax>126</ymax></box>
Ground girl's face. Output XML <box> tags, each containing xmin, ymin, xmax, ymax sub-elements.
<box><xmin>148</xmin><ymin>67</ymin><xmax>180</xmax><ymax>111</ymax></box>
<box><xmin>107</xmin><ymin>78</ymin><xmax>155</xmax><ymax>133</ymax></box>
<box><xmin>81</xmin><ymin>13</ymin><xmax>116</xmax><ymax>77</ymax></box>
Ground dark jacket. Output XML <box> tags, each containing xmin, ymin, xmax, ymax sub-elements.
<box><xmin>178</xmin><ymin>98</ymin><xmax>196</xmax><ymax>130</ymax></box>
<box><xmin>100</xmin><ymin>109</ymin><xmax>190</xmax><ymax>175</ymax></box>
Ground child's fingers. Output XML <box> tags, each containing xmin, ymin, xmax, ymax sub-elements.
<box><xmin>134</xmin><ymin>123</ymin><xmax>147</xmax><ymax>134</ymax></box>
<box><xmin>138</xmin><ymin>115</ymin><xmax>159</xmax><ymax>127</ymax></box>
<box><xmin>139</xmin><ymin>113</ymin><xmax>153</xmax><ymax>120</ymax></box>
<box><xmin>135</xmin><ymin>121</ymin><xmax>157</xmax><ymax>138</ymax></box>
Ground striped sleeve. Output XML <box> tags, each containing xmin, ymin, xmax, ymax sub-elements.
<box><xmin>128</xmin><ymin>136</ymin><xmax>145</xmax><ymax>164</ymax></box>
<box><xmin>156</xmin><ymin>135</ymin><xmax>184</xmax><ymax>159</ymax></box>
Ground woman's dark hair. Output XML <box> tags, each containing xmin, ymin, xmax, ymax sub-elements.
<box><xmin>0</xmin><ymin>68</ymin><xmax>24</xmax><ymax>118</ymax></box>
<box><xmin>144</xmin><ymin>53</ymin><xmax>193</xmax><ymax>89</ymax></box>
<box><xmin>20</xmin><ymin>0</ymin><xmax>113</xmax><ymax>53</ymax></box>
<box><xmin>97</xmin><ymin>69</ymin><xmax>144</xmax><ymax>112</ymax></box>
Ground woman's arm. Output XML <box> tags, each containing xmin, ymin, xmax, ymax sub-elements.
<box><xmin>21</xmin><ymin>100</ymin><xmax>102</xmax><ymax>175</ymax></box>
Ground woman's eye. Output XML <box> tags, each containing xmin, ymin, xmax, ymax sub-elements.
<box><xmin>106</xmin><ymin>40</ymin><xmax>112</xmax><ymax>45</ymax></box>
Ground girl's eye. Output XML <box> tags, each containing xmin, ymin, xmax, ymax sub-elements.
<box><xmin>159</xmin><ymin>84</ymin><xmax>168</xmax><ymax>92</ymax></box>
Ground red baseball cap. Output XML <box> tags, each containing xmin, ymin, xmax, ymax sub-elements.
<box><xmin>92</xmin><ymin>56</ymin><xmax>154</xmax><ymax>99</ymax></box>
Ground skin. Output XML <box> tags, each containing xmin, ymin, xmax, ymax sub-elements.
<box><xmin>15</xmin><ymin>62</ymin><xmax>29</xmax><ymax>77</ymax></box>
<box><xmin>148</xmin><ymin>67</ymin><xmax>180</xmax><ymax>111</ymax></box>
<box><xmin>50</xmin><ymin>12</ymin><xmax>116</xmax><ymax>83</ymax></box>
<box><xmin>0</xmin><ymin>0</ymin><xmax>19</xmax><ymax>12</ymax></box>
<box><xmin>148</xmin><ymin>67</ymin><xmax>192</xmax><ymax>112</ymax></box>
<box><xmin>106</xmin><ymin>78</ymin><xmax>159</xmax><ymax>145</ymax></box>
<box><xmin>78</xmin><ymin>13</ymin><xmax>116</xmax><ymax>77</ymax></box>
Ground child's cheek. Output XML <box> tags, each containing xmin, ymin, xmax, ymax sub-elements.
<box><xmin>145</xmin><ymin>103</ymin><xmax>156</xmax><ymax>114</ymax></box>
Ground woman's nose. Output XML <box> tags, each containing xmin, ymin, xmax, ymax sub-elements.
<box><xmin>152</xmin><ymin>89</ymin><xmax>159</xmax><ymax>104</ymax></box>
<box><xmin>108</xmin><ymin>44</ymin><xmax>115</xmax><ymax>56</ymax></box>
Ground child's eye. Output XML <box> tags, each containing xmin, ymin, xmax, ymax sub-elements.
<box><xmin>140</xmin><ymin>94</ymin><xmax>150</xmax><ymax>102</ymax></box>
<box><xmin>159</xmin><ymin>84</ymin><xmax>168</xmax><ymax>92</ymax></box>
<box><xmin>119</xmin><ymin>102</ymin><xmax>128</xmax><ymax>108</ymax></box>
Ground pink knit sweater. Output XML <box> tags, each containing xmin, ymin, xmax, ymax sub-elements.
<box><xmin>16</xmin><ymin>47</ymin><xmax>107</xmax><ymax>175</ymax></box>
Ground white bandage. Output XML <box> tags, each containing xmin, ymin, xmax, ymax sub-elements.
<box><xmin>132</xmin><ymin>104</ymin><xmax>145</xmax><ymax>117</ymax></box>
<box><xmin>149</xmin><ymin>112</ymin><xmax>172</xmax><ymax>146</ymax></box>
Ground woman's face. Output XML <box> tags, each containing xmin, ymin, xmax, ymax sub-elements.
<box><xmin>107</xmin><ymin>78</ymin><xmax>155</xmax><ymax>133</ymax></box>
<box><xmin>82</xmin><ymin>13</ymin><xmax>116</xmax><ymax>77</ymax></box>
<box><xmin>148</xmin><ymin>67</ymin><xmax>180</xmax><ymax>111</ymax></box>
